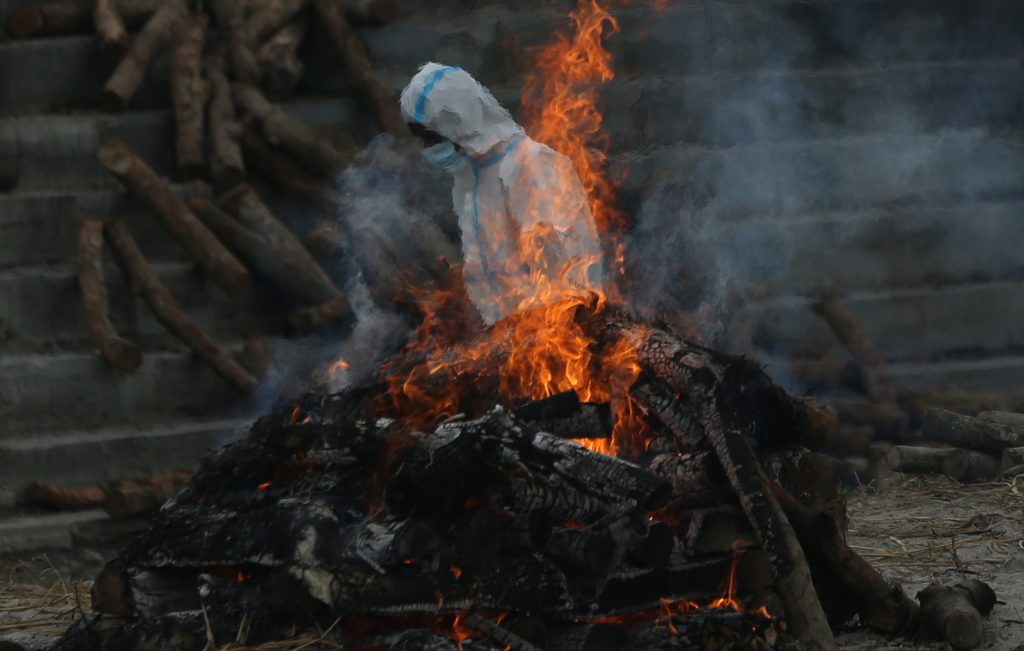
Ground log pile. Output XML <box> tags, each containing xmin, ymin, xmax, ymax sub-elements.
<box><xmin>49</xmin><ymin>306</ymin><xmax>995</xmax><ymax>651</ymax></box>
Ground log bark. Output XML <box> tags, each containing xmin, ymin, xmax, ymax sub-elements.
<box><xmin>103</xmin><ymin>217</ymin><xmax>257</xmax><ymax>396</ymax></box>
<box><xmin>311</xmin><ymin>0</ymin><xmax>407</xmax><ymax>137</ymax></box>
<box><xmin>94</xmin><ymin>0</ymin><xmax>128</xmax><ymax>56</ymax></box>
<box><xmin>246</xmin><ymin>0</ymin><xmax>307</xmax><ymax>44</ymax></box>
<box><xmin>630</xmin><ymin>377</ymin><xmax>706</xmax><ymax>452</ymax></box>
<box><xmin>97</xmin><ymin>138</ymin><xmax>250</xmax><ymax>294</ymax></box>
<box><xmin>77</xmin><ymin>218</ymin><xmax>142</xmax><ymax>371</ymax></box>
<box><xmin>885</xmin><ymin>445</ymin><xmax>954</xmax><ymax>474</ymax></box>
<box><xmin>170</xmin><ymin>11</ymin><xmax>209</xmax><ymax>177</ymax></box>
<box><xmin>776</xmin><ymin>488</ymin><xmax>919</xmax><ymax>635</ymax></box>
<box><xmin>683</xmin><ymin>506</ymin><xmax>756</xmax><ymax>556</ymax></box>
<box><xmin>205</xmin><ymin>51</ymin><xmax>246</xmax><ymax>192</ymax></box>
<box><xmin>647</xmin><ymin>451</ymin><xmax>729</xmax><ymax>510</ymax></box>
<box><xmin>941</xmin><ymin>449</ymin><xmax>1000</xmax><ymax>483</ymax></box>
<box><xmin>209</xmin><ymin>0</ymin><xmax>261</xmax><ymax>83</ymax></box>
<box><xmin>234</xmin><ymin>83</ymin><xmax>352</xmax><ymax>177</ymax></box>
<box><xmin>923</xmin><ymin>407</ymin><xmax>1024</xmax><ymax>454</ymax></box>
<box><xmin>102</xmin><ymin>0</ymin><xmax>186</xmax><ymax>110</ymax></box>
<box><xmin>6</xmin><ymin>0</ymin><xmax>157</xmax><ymax>38</ymax></box>
<box><xmin>461</xmin><ymin>614</ymin><xmax>543</xmax><ymax>651</ymax></box>
<box><xmin>917</xmin><ymin>580</ymin><xmax>996</xmax><ymax>650</ymax></box>
<box><xmin>811</xmin><ymin>294</ymin><xmax>895</xmax><ymax>402</ymax></box>
<box><xmin>256</xmin><ymin>16</ymin><xmax>307</xmax><ymax>98</ymax></box>
<box><xmin>511</xmin><ymin>391</ymin><xmax>612</xmax><ymax>440</ymax></box>
<box><xmin>545</xmin><ymin>527</ymin><xmax>618</xmax><ymax>577</ymax></box>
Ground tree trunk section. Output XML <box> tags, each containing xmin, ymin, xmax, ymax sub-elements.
<box><xmin>102</xmin><ymin>0</ymin><xmax>186</xmax><ymax>109</ymax></box>
<box><xmin>923</xmin><ymin>407</ymin><xmax>1024</xmax><ymax>454</ymax></box>
<box><xmin>170</xmin><ymin>11</ymin><xmax>209</xmax><ymax>177</ymax></box>
<box><xmin>941</xmin><ymin>449</ymin><xmax>1000</xmax><ymax>483</ymax></box>
<box><xmin>103</xmin><ymin>218</ymin><xmax>256</xmax><ymax>396</ymax></box>
<box><xmin>209</xmin><ymin>0</ymin><xmax>261</xmax><ymax>83</ymax></box>
<box><xmin>77</xmin><ymin>217</ymin><xmax>142</xmax><ymax>371</ymax></box>
<box><xmin>917</xmin><ymin>580</ymin><xmax>996</xmax><ymax>650</ymax></box>
<box><xmin>97</xmin><ymin>137</ymin><xmax>250</xmax><ymax>294</ymax></box>
<box><xmin>885</xmin><ymin>445</ymin><xmax>954</xmax><ymax>474</ymax></box>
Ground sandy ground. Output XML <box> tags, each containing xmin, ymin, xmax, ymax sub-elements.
<box><xmin>1</xmin><ymin>474</ymin><xmax>1022</xmax><ymax>650</ymax></box>
<box><xmin>837</xmin><ymin>474</ymin><xmax>1024</xmax><ymax>650</ymax></box>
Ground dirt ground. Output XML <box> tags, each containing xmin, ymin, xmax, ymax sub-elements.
<box><xmin>2</xmin><ymin>474</ymin><xmax>1022</xmax><ymax>650</ymax></box>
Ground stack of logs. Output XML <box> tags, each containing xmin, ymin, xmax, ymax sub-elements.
<box><xmin>51</xmin><ymin>306</ymin><xmax>995</xmax><ymax>651</ymax></box>
<box><xmin>6</xmin><ymin>0</ymin><xmax>451</xmax><ymax>396</ymax></box>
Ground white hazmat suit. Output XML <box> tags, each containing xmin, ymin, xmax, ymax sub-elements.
<box><xmin>400</xmin><ymin>63</ymin><xmax>605</xmax><ymax>324</ymax></box>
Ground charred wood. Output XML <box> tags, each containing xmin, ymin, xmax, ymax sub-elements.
<box><xmin>102</xmin><ymin>0</ymin><xmax>186</xmax><ymax>110</ymax></box>
<box><xmin>545</xmin><ymin>527</ymin><xmax>618</xmax><ymax>578</ymax></box>
<box><xmin>461</xmin><ymin>613</ymin><xmax>544</xmax><ymax>651</ymax></box>
<box><xmin>683</xmin><ymin>506</ymin><xmax>756</xmax><ymax>557</ymax></box>
<box><xmin>97</xmin><ymin>138</ymin><xmax>250</xmax><ymax>294</ymax></box>
<box><xmin>917</xmin><ymin>580</ymin><xmax>996</xmax><ymax>650</ymax></box>
<box><xmin>630</xmin><ymin>377</ymin><xmax>706</xmax><ymax>452</ymax></box>
<box><xmin>104</xmin><ymin>217</ymin><xmax>256</xmax><ymax>395</ymax></box>
<box><xmin>77</xmin><ymin>218</ymin><xmax>142</xmax><ymax>371</ymax></box>
<box><xmin>512</xmin><ymin>391</ymin><xmax>612</xmax><ymax>440</ymax></box>
<box><xmin>647</xmin><ymin>451</ymin><xmax>729</xmax><ymax>510</ymax></box>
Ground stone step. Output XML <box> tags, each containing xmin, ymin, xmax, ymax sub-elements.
<box><xmin>0</xmin><ymin>97</ymin><xmax>354</xmax><ymax>193</ymax></box>
<box><xmin>746</xmin><ymin>279</ymin><xmax>1024</xmax><ymax>364</ymax></box>
<box><xmin>0</xmin><ymin>346</ymin><xmax>251</xmax><ymax>437</ymax></box>
<box><xmin>680</xmin><ymin>198</ymin><xmax>1024</xmax><ymax>296</ymax></box>
<box><xmin>0</xmin><ymin>259</ymin><xmax>285</xmax><ymax>351</ymax></box>
<box><xmin>617</xmin><ymin>129</ymin><xmax>1024</xmax><ymax>219</ymax></box>
<box><xmin>0</xmin><ymin>418</ymin><xmax>246</xmax><ymax>491</ymax></box>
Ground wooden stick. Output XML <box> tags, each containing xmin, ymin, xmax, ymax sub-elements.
<box><xmin>209</xmin><ymin>0</ymin><xmax>261</xmax><ymax>84</ymax></box>
<box><xmin>102</xmin><ymin>0</ymin><xmax>186</xmax><ymax>110</ymax></box>
<box><xmin>885</xmin><ymin>445</ymin><xmax>954</xmax><ymax>474</ymax></box>
<box><xmin>257</xmin><ymin>16</ymin><xmax>307</xmax><ymax>98</ymax></box>
<box><xmin>103</xmin><ymin>217</ymin><xmax>256</xmax><ymax>396</ymax></box>
<box><xmin>917</xmin><ymin>580</ymin><xmax>996</xmax><ymax>650</ymax></box>
<box><xmin>811</xmin><ymin>294</ymin><xmax>895</xmax><ymax>402</ymax></box>
<box><xmin>97</xmin><ymin>137</ymin><xmax>251</xmax><ymax>294</ymax></box>
<box><xmin>246</xmin><ymin>0</ymin><xmax>307</xmax><ymax>44</ymax></box>
<box><xmin>311</xmin><ymin>0</ymin><xmax>407</xmax><ymax>137</ymax></box>
<box><xmin>77</xmin><ymin>218</ymin><xmax>142</xmax><ymax>371</ymax></box>
<box><xmin>234</xmin><ymin>83</ymin><xmax>351</xmax><ymax>177</ymax></box>
<box><xmin>941</xmin><ymin>449</ymin><xmax>1000</xmax><ymax>483</ymax></box>
<box><xmin>923</xmin><ymin>407</ymin><xmax>1024</xmax><ymax>454</ymax></box>
<box><xmin>170</xmin><ymin>10</ymin><xmax>209</xmax><ymax>177</ymax></box>
<box><xmin>94</xmin><ymin>0</ymin><xmax>128</xmax><ymax>56</ymax></box>
<box><xmin>6</xmin><ymin>0</ymin><xmax>157</xmax><ymax>38</ymax></box>
<box><xmin>205</xmin><ymin>51</ymin><xmax>246</xmax><ymax>192</ymax></box>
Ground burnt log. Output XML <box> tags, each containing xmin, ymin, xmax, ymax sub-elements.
<box><xmin>631</xmin><ymin>377</ymin><xmax>706</xmax><ymax>452</ymax></box>
<box><xmin>456</xmin><ymin>508</ymin><xmax>551</xmax><ymax>561</ymax></box>
<box><xmin>763</xmin><ymin>449</ymin><xmax>847</xmax><ymax>533</ymax></box>
<box><xmin>311</xmin><ymin>0</ymin><xmax>406</xmax><ymax>136</ymax></box>
<box><xmin>77</xmin><ymin>218</ymin><xmax>142</xmax><ymax>371</ymax></box>
<box><xmin>885</xmin><ymin>445</ymin><xmax>954</xmax><ymax>474</ymax></box>
<box><xmin>104</xmin><ymin>218</ymin><xmax>256</xmax><ymax>395</ymax></box>
<box><xmin>257</xmin><ymin>16</ymin><xmax>307</xmax><ymax>98</ymax></box>
<box><xmin>97</xmin><ymin>138</ymin><xmax>250</xmax><ymax>294</ymax></box>
<box><xmin>191</xmin><ymin>194</ymin><xmax>350</xmax><ymax>323</ymax></box>
<box><xmin>512</xmin><ymin>391</ymin><xmax>612</xmax><ymax>440</ymax></box>
<box><xmin>234</xmin><ymin>83</ymin><xmax>353</xmax><ymax>177</ymax></box>
<box><xmin>544</xmin><ymin>527</ymin><xmax>618</xmax><ymax>578</ymax></box>
<box><xmin>205</xmin><ymin>51</ymin><xmax>245</xmax><ymax>192</ymax></box>
<box><xmin>625</xmin><ymin>520</ymin><xmax>674</xmax><ymax>568</ymax></box>
<box><xmin>923</xmin><ymin>407</ymin><xmax>1024</xmax><ymax>454</ymax></box>
<box><xmin>461</xmin><ymin>614</ymin><xmax>543</xmax><ymax>651</ymax></box>
<box><xmin>942</xmin><ymin>449</ymin><xmax>1000</xmax><ymax>483</ymax></box>
<box><xmin>503</xmin><ymin>475</ymin><xmax>610</xmax><ymax>525</ymax></box>
<box><xmin>6</xmin><ymin>0</ymin><xmax>157</xmax><ymax>38</ymax></box>
<box><xmin>647</xmin><ymin>451</ymin><xmax>729</xmax><ymax>510</ymax></box>
<box><xmin>102</xmin><ymin>0</ymin><xmax>186</xmax><ymax>110</ymax></box>
<box><xmin>170</xmin><ymin>10</ymin><xmax>209</xmax><ymax>176</ymax></box>
<box><xmin>94</xmin><ymin>0</ymin><xmax>127</xmax><ymax>56</ymax></box>
<box><xmin>811</xmin><ymin>294</ymin><xmax>896</xmax><ymax>402</ymax></box>
<box><xmin>917</xmin><ymin>580</ymin><xmax>996</xmax><ymax>650</ymax></box>
<box><xmin>683</xmin><ymin>506</ymin><xmax>756</xmax><ymax>557</ymax></box>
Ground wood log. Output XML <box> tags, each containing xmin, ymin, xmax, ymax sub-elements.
<box><xmin>234</xmin><ymin>83</ymin><xmax>352</xmax><ymax>177</ymax></box>
<box><xmin>512</xmin><ymin>391</ymin><xmax>612</xmax><ymax>440</ymax></box>
<box><xmin>1001</xmin><ymin>447</ymin><xmax>1024</xmax><ymax>473</ymax></box>
<box><xmin>23</xmin><ymin>482</ymin><xmax>107</xmax><ymax>510</ymax></box>
<box><xmin>103</xmin><ymin>469</ymin><xmax>191</xmax><ymax>518</ymax></box>
<box><xmin>205</xmin><ymin>51</ymin><xmax>246</xmax><ymax>192</ymax></box>
<box><xmin>102</xmin><ymin>0</ymin><xmax>186</xmax><ymax>110</ymax></box>
<box><xmin>647</xmin><ymin>451</ymin><xmax>728</xmax><ymax>510</ymax></box>
<box><xmin>192</xmin><ymin>193</ymin><xmax>350</xmax><ymax>323</ymax></box>
<box><xmin>103</xmin><ymin>217</ymin><xmax>257</xmax><ymax>396</ymax></box>
<box><xmin>630</xmin><ymin>377</ymin><xmax>706</xmax><ymax>452</ymax></box>
<box><xmin>776</xmin><ymin>488</ymin><xmax>919</xmax><ymax>635</ymax></box>
<box><xmin>917</xmin><ymin>580</ymin><xmax>996</xmax><ymax>650</ymax></box>
<box><xmin>923</xmin><ymin>407</ymin><xmax>1024</xmax><ymax>454</ymax></box>
<box><xmin>625</xmin><ymin>520</ymin><xmax>673</xmax><ymax>568</ymax></box>
<box><xmin>6</xmin><ymin>0</ymin><xmax>157</xmax><ymax>38</ymax></box>
<box><xmin>683</xmin><ymin>506</ymin><xmax>756</xmax><ymax>556</ymax></box>
<box><xmin>942</xmin><ymin>449</ymin><xmax>1000</xmax><ymax>483</ymax></box>
<box><xmin>241</xmin><ymin>131</ymin><xmax>328</xmax><ymax>198</ymax></box>
<box><xmin>456</xmin><ymin>508</ymin><xmax>551</xmax><ymax>561</ymax></box>
<box><xmin>977</xmin><ymin>410</ymin><xmax>1024</xmax><ymax>430</ymax></box>
<box><xmin>209</xmin><ymin>0</ymin><xmax>261</xmax><ymax>83</ymax></box>
<box><xmin>77</xmin><ymin>218</ymin><xmax>142</xmax><ymax>371</ymax></box>
<box><xmin>257</xmin><ymin>16</ymin><xmax>307</xmax><ymax>98</ymax></box>
<box><xmin>503</xmin><ymin>474</ymin><xmax>610</xmax><ymax>525</ymax></box>
<box><xmin>545</xmin><ymin>527</ymin><xmax>618</xmax><ymax>577</ymax></box>
<box><xmin>811</xmin><ymin>294</ymin><xmax>895</xmax><ymax>402</ymax></box>
<box><xmin>98</xmin><ymin>138</ymin><xmax>250</xmax><ymax>294</ymax></box>
<box><xmin>885</xmin><ymin>445</ymin><xmax>954</xmax><ymax>474</ymax></box>
<box><xmin>246</xmin><ymin>0</ymin><xmax>306</xmax><ymax>44</ymax></box>
<box><xmin>311</xmin><ymin>0</ymin><xmax>407</xmax><ymax>137</ymax></box>
<box><xmin>170</xmin><ymin>10</ymin><xmax>209</xmax><ymax>176</ymax></box>
<box><xmin>94</xmin><ymin>0</ymin><xmax>128</xmax><ymax>56</ymax></box>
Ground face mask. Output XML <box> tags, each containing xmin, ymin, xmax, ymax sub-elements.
<box><xmin>422</xmin><ymin>141</ymin><xmax>462</xmax><ymax>171</ymax></box>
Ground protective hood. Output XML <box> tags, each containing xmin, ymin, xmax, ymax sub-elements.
<box><xmin>400</xmin><ymin>63</ymin><xmax>524</xmax><ymax>158</ymax></box>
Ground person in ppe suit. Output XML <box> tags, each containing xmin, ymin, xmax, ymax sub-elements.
<box><xmin>400</xmin><ymin>63</ymin><xmax>605</xmax><ymax>325</ymax></box>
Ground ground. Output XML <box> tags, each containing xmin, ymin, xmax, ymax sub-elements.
<box><xmin>1</xmin><ymin>475</ymin><xmax>1022</xmax><ymax>650</ymax></box>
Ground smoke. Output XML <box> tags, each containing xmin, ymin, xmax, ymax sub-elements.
<box><xmin>617</xmin><ymin>1</ymin><xmax>1024</xmax><ymax>369</ymax></box>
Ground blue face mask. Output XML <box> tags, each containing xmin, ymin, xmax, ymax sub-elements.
<box><xmin>422</xmin><ymin>141</ymin><xmax>463</xmax><ymax>171</ymax></box>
